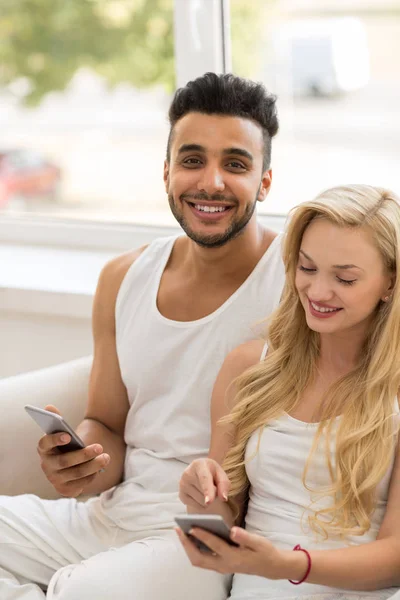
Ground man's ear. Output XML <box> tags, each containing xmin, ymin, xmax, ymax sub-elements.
<box><xmin>257</xmin><ymin>170</ymin><xmax>272</xmax><ymax>203</ymax></box>
<box><xmin>163</xmin><ymin>160</ymin><xmax>170</xmax><ymax>192</ymax></box>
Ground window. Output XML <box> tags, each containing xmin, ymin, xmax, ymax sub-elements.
<box><xmin>1</xmin><ymin>0</ymin><xmax>398</xmax><ymax>232</ymax></box>
<box><xmin>0</xmin><ymin>0</ymin><xmax>176</xmax><ymax>226</ymax></box>
<box><xmin>230</xmin><ymin>0</ymin><xmax>400</xmax><ymax>215</ymax></box>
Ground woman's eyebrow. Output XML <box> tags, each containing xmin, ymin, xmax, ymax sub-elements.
<box><xmin>299</xmin><ymin>249</ymin><xmax>363</xmax><ymax>271</ymax></box>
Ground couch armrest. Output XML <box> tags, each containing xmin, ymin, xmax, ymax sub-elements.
<box><xmin>0</xmin><ymin>356</ymin><xmax>92</xmax><ymax>499</ymax></box>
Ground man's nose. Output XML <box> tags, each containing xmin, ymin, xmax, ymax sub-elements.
<box><xmin>197</xmin><ymin>165</ymin><xmax>225</xmax><ymax>194</ymax></box>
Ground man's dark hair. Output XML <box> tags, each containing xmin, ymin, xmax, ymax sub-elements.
<box><xmin>166</xmin><ymin>72</ymin><xmax>279</xmax><ymax>171</ymax></box>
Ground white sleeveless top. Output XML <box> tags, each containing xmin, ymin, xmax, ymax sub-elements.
<box><xmin>99</xmin><ymin>234</ymin><xmax>285</xmax><ymax>531</ymax></box>
<box><xmin>230</xmin><ymin>347</ymin><xmax>400</xmax><ymax>599</ymax></box>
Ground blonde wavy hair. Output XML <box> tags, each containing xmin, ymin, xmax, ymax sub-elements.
<box><xmin>222</xmin><ymin>184</ymin><xmax>400</xmax><ymax>539</ymax></box>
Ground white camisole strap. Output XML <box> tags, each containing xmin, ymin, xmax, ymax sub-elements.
<box><xmin>260</xmin><ymin>342</ymin><xmax>268</xmax><ymax>362</ymax></box>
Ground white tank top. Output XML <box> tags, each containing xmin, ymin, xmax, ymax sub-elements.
<box><xmin>230</xmin><ymin>347</ymin><xmax>399</xmax><ymax>599</ymax></box>
<box><xmin>99</xmin><ymin>234</ymin><xmax>285</xmax><ymax>531</ymax></box>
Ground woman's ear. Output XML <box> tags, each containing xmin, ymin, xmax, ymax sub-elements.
<box><xmin>382</xmin><ymin>275</ymin><xmax>396</xmax><ymax>302</ymax></box>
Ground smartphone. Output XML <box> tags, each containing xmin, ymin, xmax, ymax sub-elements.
<box><xmin>24</xmin><ymin>405</ymin><xmax>86</xmax><ymax>454</ymax></box>
<box><xmin>175</xmin><ymin>514</ymin><xmax>239</xmax><ymax>553</ymax></box>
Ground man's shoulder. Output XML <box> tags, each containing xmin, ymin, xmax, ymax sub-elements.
<box><xmin>102</xmin><ymin>245</ymin><xmax>149</xmax><ymax>284</ymax></box>
<box><xmin>97</xmin><ymin>234</ymin><xmax>179</xmax><ymax>299</ymax></box>
<box><xmin>95</xmin><ymin>245</ymin><xmax>149</xmax><ymax>306</ymax></box>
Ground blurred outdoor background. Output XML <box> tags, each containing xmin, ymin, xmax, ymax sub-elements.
<box><xmin>0</xmin><ymin>0</ymin><xmax>399</xmax><ymax>225</ymax></box>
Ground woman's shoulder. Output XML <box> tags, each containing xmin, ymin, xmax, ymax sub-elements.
<box><xmin>211</xmin><ymin>340</ymin><xmax>267</xmax><ymax>415</ymax></box>
<box><xmin>223</xmin><ymin>339</ymin><xmax>266</xmax><ymax>377</ymax></box>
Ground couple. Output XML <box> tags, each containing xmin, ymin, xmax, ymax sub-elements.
<box><xmin>0</xmin><ymin>72</ymin><xmax>399</xmax><ymax>600</ymax></box>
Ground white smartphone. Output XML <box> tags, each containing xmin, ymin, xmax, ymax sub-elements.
<box><xmin>24</xmin><ymin>405</ymin><xmax>86</xmax><ymax>454</ymax></box>
<box><xmin>175</xmin><ymin>514</ymin><xmax>239</xmax><ymax>553</ymax></box>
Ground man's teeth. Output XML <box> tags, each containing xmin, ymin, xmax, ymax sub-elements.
<box><xmin>195</xmin><ymin>204</ymin><xmax>227</xmax><ymax>213</ymax></box>
<box><xmin>311</xmin><ymin>302</ymin><xmax>340</xmax><ymax>314</ymax></box>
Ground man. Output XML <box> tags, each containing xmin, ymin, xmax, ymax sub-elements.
<box><xmin>0</xmin><ymin>73</ymin><xmax>285</xmax><ymax>599</ymax></box>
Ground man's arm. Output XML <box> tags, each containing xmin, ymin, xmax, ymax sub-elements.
<box><xmin>38</xmin><ymin>246</ymin><xmax>147</xmax><ymax>497</ymax></box>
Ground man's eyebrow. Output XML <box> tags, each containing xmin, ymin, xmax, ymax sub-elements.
<box><xmin>299</xmin><ymin>250</ymin><xmax>363</xmax><ymax>271</ymax></box>
<box><xmin>177</xmin><ymin>143</ymin><xmax>205</xmax><ymax>154</ymax></box>
<box><xmin>222</xmin><ymin>147</ymin><xmax>254</xmax><ymax>162</ymax></box>
<box><xmin>177</xmin><ymin>144</ymin><xmax>254</xmax><ymax>162</ymax></box>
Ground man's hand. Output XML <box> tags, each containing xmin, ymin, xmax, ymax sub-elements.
<box><xmin>37</xmin><ymin>405</ymin><xmax>110</xmax><ymax>498</ymax></box>
<box><xmin>179</xmin><ymin>458</ymin><xmax>231</xmax><ymax>510</ymax></box>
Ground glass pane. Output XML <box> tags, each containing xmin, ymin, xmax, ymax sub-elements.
<box><xmin>0</xmin><ymin>0</ymin><xmax>176</xmax><ymax>225</ymax></box>
<box><xmin>230</xmin><ymin>0</ymin><xmax>400</xmax><ymax>214</ymax></box>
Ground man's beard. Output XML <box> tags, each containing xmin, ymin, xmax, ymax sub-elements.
<box><xmin>168</xmin><ymin>192</ymin><xmax>258</xmax><ymax>248</ymax></box>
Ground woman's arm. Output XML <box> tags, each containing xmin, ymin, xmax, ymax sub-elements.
<box><xmin>179</xmin><ymin>340</ymin><xmax>265</xmax><ymax>526</ymax></box>
<box><xmin>183</xmin><ymin>434</ymin><xmax>400</xmax><ymax>590</ymax></box>
<box><xmin>289</xmin><ymin>537</ymin><xmax>400</xmax><ymax>589</ymax></box>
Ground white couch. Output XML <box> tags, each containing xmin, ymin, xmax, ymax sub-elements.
<box><xmin>0</xmin><ymin>357</ymin><xmax>92</xmax><ymax>499</ymax></box>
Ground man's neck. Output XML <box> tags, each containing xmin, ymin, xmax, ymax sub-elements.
<box><xmin>180</xmin><ymin>220</ymin><xmax>275</xmax><ymax>284</ymax></box>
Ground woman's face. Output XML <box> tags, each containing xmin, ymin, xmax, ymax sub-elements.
<box><xmin>295</xmin><ymin>219</ymin><xmax>393</xmax><ymax>337</ymax></box>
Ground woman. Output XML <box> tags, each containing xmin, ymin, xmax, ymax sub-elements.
<box><xmin>177</xmin><ymin>185</ymin><xmax>400</xmax><ymax>599</ymax></box>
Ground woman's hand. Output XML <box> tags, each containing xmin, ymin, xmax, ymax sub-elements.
<box><xmin>176</xmin><ymin>526</ymin><xmax>307</xmax><ymax>581</ymax></box>
<box><xmin>179</xmin><ymin>458</ymin><xmax>231</xmax><ymax>511</ymax></box>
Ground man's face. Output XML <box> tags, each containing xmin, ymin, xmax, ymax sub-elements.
<box><xmin>164</xmin><ymin>113</ymin><xmax>272</xmax><ymax>248</ymax></box>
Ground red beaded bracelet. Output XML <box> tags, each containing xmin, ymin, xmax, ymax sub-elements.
<box><xmin>288</xmin><ymin>544</ymin><xmax>312</xmax><ymax>585</ymax></box>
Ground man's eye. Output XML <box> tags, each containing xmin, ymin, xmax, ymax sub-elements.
<box><xmin>183</xmin><ymin>158</ymin><xmax>202</xmax><ymax>166</ymax></box>
<box><xmin>227</xmin><ymin>161</ymin><xmax>245</xmax><ymax>170</ymax></box>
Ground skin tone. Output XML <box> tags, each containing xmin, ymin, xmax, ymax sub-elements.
<box><xmin>36</xmin><ymin>111</ymin><xmax>276</xmax><ymax>497</ymax></box>
<box><xmin>177</xmin><ymin>220</ymin><xmax>400</xmax><ymax>590</ymax></box>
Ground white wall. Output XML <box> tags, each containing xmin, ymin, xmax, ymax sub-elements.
<box><xmin>0</xmin><ymin>311</ymin><xmax>92</xmax><ymax>379</ymax></box>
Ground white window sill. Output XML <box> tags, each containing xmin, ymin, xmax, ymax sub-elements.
<box><xmin>0</xmin><ymin>214</ymin><xmax>286</xmax><ymax>320</ymax></box>
<box><xmin>0</xmin><ymin>245</ymin><xmax>116</xmax><ymax>319</ymax></box>
<box><xmin>0</xmin><ymin>219</ymin><xmax>182</xmax><ymax>319</ymax></box>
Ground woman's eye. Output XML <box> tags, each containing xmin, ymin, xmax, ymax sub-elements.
<box><xmin>299</xmin><ymin>265</ymin><xmax>316</xmax><ymax>273</ymax></box>
<box><xmin>337</xmin><ymin>277</ymin><xmax>357</xmax><ymax>286</ymax></box>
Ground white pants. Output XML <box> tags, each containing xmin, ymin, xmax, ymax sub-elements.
<box><xmin>0</xmin><ymin>494</ymin><xmax>231</xmax><ymax>600</ymax></box>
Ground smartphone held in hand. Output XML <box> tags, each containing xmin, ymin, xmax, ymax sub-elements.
<box><xmin>175</xmin><ymin>514</ymin><xmax>238</xmax><ymax>553</ymax></box>
<box><xmin>24</xmin><ymin>405</ymin><xmax>85</xmax><ymax>453</ymax></box>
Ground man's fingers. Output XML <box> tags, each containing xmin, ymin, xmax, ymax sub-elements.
<box><xmin>48</xmin><ymin>453</ymin><xmax>110</xmax><ymax>483</ymax></box>
<box><xmin>59</xmin><ymin>473</ymin><xmax>97</xmax><ymax>497</ymax></box>
<box><xmin>38</xmin><ymin>432</ymin><xmax>72</xmax><ymax>454</ymax></box>
<box><xmin>44</xmin><ymin>405</ymin><xmax>62</xmax><ymax>416</ymax></box>
<box><xmin>49</xmin><ymin>444</ymin><xmax>104</xmax><ymax>469</ymax></box>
